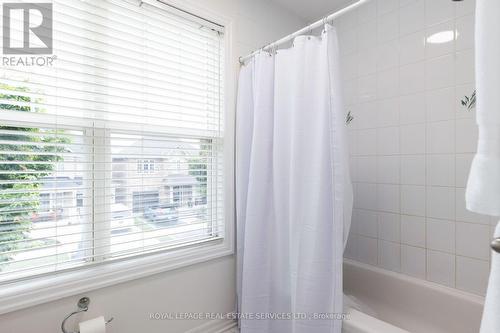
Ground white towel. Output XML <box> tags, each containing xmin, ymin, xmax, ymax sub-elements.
<box><xmin>466</xmin><ymin>1</ymin><xmax>500</xmax><ymax>332</ymax></box>
<box><xmin>466</xmin><ymin>1</ymin><xmax>500</xmax><ymax>217</ymax></box>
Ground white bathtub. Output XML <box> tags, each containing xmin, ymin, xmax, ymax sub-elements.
<box><xmin>342</xmin><ymin>260</ymin><xmax>485</xmax><ymax>333</ymax></box>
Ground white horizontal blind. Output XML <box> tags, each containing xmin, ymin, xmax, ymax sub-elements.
<box><xmin>0</xmin><ymin>0</ymin><xmax>225</xmax><ymax>282</ymax></box>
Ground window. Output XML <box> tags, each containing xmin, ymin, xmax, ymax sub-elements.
<box><xmin>76</xmin><ymin>193</ymin><xmax>84</xmax><ymax>207</ymax></box>
<box><xmin>0</xmin><ymin>0</ymin><xmax>225</xmax><ymax>284</ymax></box>
<box><xmin>137</xmin><ymin>159</ymin><xmax>155</xmax><ymax>174</ymax></box>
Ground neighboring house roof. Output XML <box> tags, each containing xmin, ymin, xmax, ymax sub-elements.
<box><xmin>111</xmin><ymin>138</ymin><xmax>200</xmax><ymax>159</ymax></box>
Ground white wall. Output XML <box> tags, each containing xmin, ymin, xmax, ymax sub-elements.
<box><xmin>0</xmin><ymin>1</ymin><xmax>305</xmax><ymax>333</ymax></box>
<box><xmin>340</xmin><ymin>0</ymin><xmax>496</xmax><ymax>296</ymax></box>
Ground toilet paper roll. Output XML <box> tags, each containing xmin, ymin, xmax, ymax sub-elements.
<box><xmin>78</xmin><ymin>316</ymin><xmax>106</xmax><ymax>333</ymax></box>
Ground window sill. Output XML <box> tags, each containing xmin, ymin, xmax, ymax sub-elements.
<box><xmin>0</xmin><ymin>238</ymin><xmax>233</xmax><ymax>315</ymax></box>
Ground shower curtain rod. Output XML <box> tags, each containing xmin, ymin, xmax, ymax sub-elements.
<box><xmin>239</xmin><ymin>0</ymin><xmax>370</xmax><ymax>65</ymax></box>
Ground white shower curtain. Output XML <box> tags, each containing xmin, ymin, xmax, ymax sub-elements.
<box><xmin>236</xmin><ymin>25</ymin><xmax>353</xmax><ymax>333</ymax></box>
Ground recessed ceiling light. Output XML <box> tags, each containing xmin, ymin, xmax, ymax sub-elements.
<box><xmin>427</xmin><ymin>31</ymin><xmax>456</xmax><ymax>44</ymax></box>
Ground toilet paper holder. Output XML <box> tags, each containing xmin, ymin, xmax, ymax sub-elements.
<box><xmin>61</xmin><ymin>297</ymin><xmax>114</xmax><ymax>333</ymax></box>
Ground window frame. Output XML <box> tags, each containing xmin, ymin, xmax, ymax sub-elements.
<box><xmin>0</xmin><ymin>0</ymin><xmax>234</xmax><ymax>315</ymax></box>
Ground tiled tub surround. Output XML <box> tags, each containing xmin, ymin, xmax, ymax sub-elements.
<box><xmin>337</xmin><ymin>0</ymin><xmax>496</xmax><ymax>296</ymax></box>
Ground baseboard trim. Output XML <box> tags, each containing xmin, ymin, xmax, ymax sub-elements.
<box><xmin>185</xmin><ymin>319</ymin><xmax>237</xmax><ymax>333</ymax></box>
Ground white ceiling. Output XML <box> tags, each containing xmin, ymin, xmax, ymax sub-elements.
<box><xmin>270</xmin><ymin>0</ymin><xmax>353</xmax><ymax>22</ymax></box>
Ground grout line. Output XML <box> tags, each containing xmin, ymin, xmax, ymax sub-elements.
<box><xmin>423</xmin><ymin>0</ymin><xmax>429</xmax><ymax>276</ymax></box>
<box><xmin>452</xmin><ymin>7</ymin><xmax>458</xmax><ymax>288</ymax></box>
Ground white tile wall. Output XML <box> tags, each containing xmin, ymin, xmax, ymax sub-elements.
<box><xmin>401</xmin><ymin>245</ymin><xmax>426</xmax><ymax>278</ymax></box>
<box><xmin>338</xmin><ymin>0</ymin><xmax>497</xmax><ymax>296</ymax></box>
<box><xmin>427</xmin><ymin>250</ymin><xmax>455</xmax><ymax>287</ymax></box>
<box><xmin>401</xmin><ymin>215</ymin><xmax>426</xmax><ymax>247</ymax></box>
